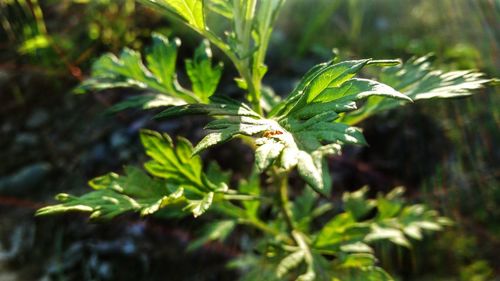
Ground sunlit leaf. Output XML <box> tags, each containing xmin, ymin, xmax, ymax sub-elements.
<box><xmin>36</xmin><ymin>166</ymin><xmax>184</xmax><ymax>219</ymax></box>
<box><xmin>341</xmin><ymin>55</ymin><xmax>492</xmax><ymax>124</ymax></box>
<box><xmin>143</xmin><ymin>0</ymin><xmax>205</xmax><ymax>30</ymax></box>
<box><xmin>157</xmin><ymin>58</ymin><xmax>411</xmax><ymax>194</ymax></box>
<box><xmin>185</xmin><ymin>40</ymin><xmax>223</xmax><ymax>102</ymax></box>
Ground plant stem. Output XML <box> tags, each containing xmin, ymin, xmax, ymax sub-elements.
<box><xmin>276</xmin><ymin>169</ymin><xmax>295</xmax><ymax>234</ymax></box>
<box><xmin>241</xmin><ymin>67</ymin><xmax>263</xmax><ymax>115</ymax></box>
<box><xmin>202</xmin><ymin>29</ymin><xmax>262</xmax><ymax>115</ymax></box>
<box><xmin>214</xmin><ymin>201</ymin><xmax>292</xmax><ymax>244</ymax></box>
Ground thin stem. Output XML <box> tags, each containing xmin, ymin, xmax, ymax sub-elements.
<box><xmin>276</xmin><ymin>169</ymin><xmax>295</xmax><ymax>234</ymax></box>
<box><xmin>241</xmin><ymin>67</ymin><xmax>263</xmax><ymax>115</ymax></box>
<box><xmin>242</xmin><ymin>0</ymin><xmax>257</xmax><ymax>54</ymax></box>
<box><xmin>214</xmin><ymin>201</ymin><xmax>292</xmax><ymax>244</ymax></box>
<box><xmin>202</xmin><ymin>28</ymin><xmax>262</xmax><ymax>114</ymax></box>
<box><xmin>243</xmin><ymin>217</ymin><xmax>280</xmax><ymax>237</ymax></box>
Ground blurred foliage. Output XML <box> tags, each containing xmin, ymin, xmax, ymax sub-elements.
<box><xmin>277</xmin><ymin>0</ymin><xmax>499</xmax><ymax>73</ymax></box>
<box><xmin>0</xmin><ymin>0</ymin><xmax>165</xmax><ymax>76</ymax></box>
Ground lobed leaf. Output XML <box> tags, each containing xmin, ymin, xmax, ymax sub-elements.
<box><xmin>341</xmin><ymin>55</ymin><xmax>493</xmax><ymax>124</ymax></box>
<box><xmin>313</xmin><ymin>186</ymin><xmax>451</xmax><ymax>253</ymax></box>
<box><xmin>36</xmin><ymin>166</ymin><xmax>184</xmax><ymax>219</ymax></box>
<box><xmin>77</xmin><ymin>33</ymin><xmax>224</xmax><ymax>111</ymax></box>
<box><xmin>185</xmin><ymin>40</ymin><xmax>223</xmax><ymax>102</ymax></box>
<box><xmin>156</xmin><ymin>58</ymin><xmax>412</xmax><ymax>194</ymax></box>
<box><xmin>37</xmin><ymin>131</ymin><xmax>233</xmax><ymax>219</ymax></box>
<box><xmin>144</xmin><ymin>0</ymin><xmax>205</xmax><ymax>30</ymax></box>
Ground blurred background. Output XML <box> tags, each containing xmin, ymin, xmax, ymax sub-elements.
<box><xmin>0</xmin><ymin>0</ymin><xmax>498</xmax><ymax>280</ymax></box>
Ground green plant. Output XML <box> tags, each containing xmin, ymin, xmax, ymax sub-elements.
<box><xmin>36</xmin><ymin>1</ymin><xmax>494</xmax><ymax>280</ymax></box>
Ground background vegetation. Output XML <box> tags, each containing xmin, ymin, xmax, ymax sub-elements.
<box><xmin>0</xmin><ymin>0</ymin><xmax>498</xmax><ymax>280</ymax></box>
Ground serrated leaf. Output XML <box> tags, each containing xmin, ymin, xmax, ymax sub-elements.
<box><xmin>76</xmin><ymin>33</ymin><xmax>198</xmax><ymax>103</ymax></box>
<box><xmin>272</xmin><ymin>59</ymin><xmax>370</xmax><ymax>117</ymax></box>
<box><xmin>342</xmin><ymin>187</ymin><xmax>376</xmax><ymax>221</ymax></box>
<box><xmin>156</xmin><ymin>96</ymin><xmax>261</xmax><ymax>118</ymax></box>
<box><xmin>140</xmin><ymin>188</ymin><xmax>185</xmax><ymax>215</ymax></box>
<box><xmin>339</xmin><ymin>253</ymin><xmax>376</xmax><ymax>268</ymax></box>
<box><xmin>88</xmin><ymin>172</ymin><xmax>119</xmax><ymax>190</ymax></box>
<box><xmin>36</xmin><ymin>167</ymin><xmax>183</xmax><ymax>219</ymax></box>
<box><xmin>185</xmin><ymin>40</ymin><xmax>223</xmax><ymax>102</ymax></box>
<box><xmin>187</xmin><ymin>219</ymin><xmax>236</xmax><ymax>251</ymax></box>
<box><xmin>186</xmin><ymin>192</ymin><xmax>214</xmax><ymax>217</ymax></box>
<box><xmin>255</xmin><ymin>138</ymin><xmax>285</xmax><ymax>171</ymax></box>
<box><xmin>340</xmin><ymin>242</ymin><xmax>373</xmax><ymax>254</ymax></box>
<box><xmin>146</xmin><ymin>34</ymin><xmax>182</xmax><ymax>93</ymax></box>
<box><xmin>155</xmin><ymin>58</ymin><xmax>415</xmax><ymax>194</ymax></box>
<box><xmin>365</xmin><ymin>224</ymin><xmax>410</xmax><ymax>247</ymax></box>
<box><xmin>276</xmin><ymin>250</ymin><xmax>305</xmax><ymax>278</ymax></box>
<box><xmin>204</xmin><ymin>162</ymin><xmax>230</xmax><ymax>192</ymax></box>
<box><xmin>314</xmin><ymin>213</ymin><xmax>368</xmax><ymax>248</ymax></box>
<box><xmin>108</xmin><ymin>94</ymin><xmax>186</xmax><ymax>112</ymax></box>
<box><xmin>296</xmin><ymin>151</ymin><xmax>325</xmax><ymax>195</ymax></box>
<box><xmin>140</xmin><ymin>129</ymin><xmax>204</xmax><ymax>189</ymax></box>
<box><xmin>146</xmin><ymin>0</ymin><xmax>205</xmax><ymax>30</ymax></box>
<box><xmin>341</xmin><ymin>55</ymin><xmax>492</xmax><ymax>124</ymax></box>
<box><xmin>38</xmin><ymin>130</ymin><xmax>233</xmax><ymax>220</ymax></box>
<box><xmin>311</xmin><ymin>78</ymin><xmax>412</xmax><ymax>104</ymax></box>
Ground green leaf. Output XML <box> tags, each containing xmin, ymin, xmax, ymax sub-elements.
<box><xmin>274</xmin><ymin>59</ymin><xmax>409</xmax><ymax>117</ymax></box>
<box><xmin>145</xmin><ymin>0</ymin><xmax>205</xmax><ymax>30</ymax></box>
<box><xmin>331</xmin><ymin>264</ymin><xmax>394</xmax><ymax>281</ymax></box>
<box><xmin>76</xmin><ymin>32</ymin><xmax>224</xmax><ymax>112</ymax></box>
<box><xmin>36</xmin><ymin>167</ymin><xmax>184</xmax><ymax>219</ymax></box>
<box><xmin>156</xmin><ymin>58</ymin><xmax>412</xmax><ymax>194</ymax></box>
<box><xmin>108</xmin><ymin>94</ymin><xmax>186</xmax><ymax>112</ymax></box>
<box><xmin>297</xmin><ymin>151</ymin><xmax>324</xmax><ymax>194</ymax></box>
<box><xmin>77</xmin><ymin>33</ymin><xmax>197</xmax><ymax>103</ymax></box>
<box><xmin>339</xmin><ymin>253</ymin><xmax>376</xmax><ymax>268</ymax></box>
<box><xmin>292</xmin><ymin>188</ymin><xmax>316</xmax><ymax>232</ymax></box>
<box><xmin>339</xmin><ymin>242</ymin><xmax>374</xmax><ymax>254</ymax></box>
<box><xmin>311</xmin><ymin>78</ymin><xmax>412</xmax><ymax>104</ymax></box>
<box><xmin>187</xmin><ymin>220</ymin><xmax>236</xmax><ymax>251</ymax></box>
<box><xmin>140</xmin><ymin>129</ymin><xmax>229</xmax><ymax>193</ymax></box>
<box><xmin>140</xmin><ymin>129</ymin><xmax>205</xmax><ymax>189</ymax></box>
<box><xmin>314</xmin><ymin>213</ymin><xmax>368</xmax><ymax>248</ymax></box>
<box><xmin>276</xmin><ymin>250</ymin><xmax>305</xmax><ymax>278</ymax></box>
<box><xmin>156</xmin><ymin>96</ymin><xmax>261</xmax><ymax>119</ymax></box>
<box><xmin>146</xmin><ymin>34</ymin><xmax>182</xmax><ymax>94</ymax></box>
<box><xmin>341</xmin><ymin>55</ymin><xmax>493</xmax><ymax>124</ymax></box>
<box><xmin>376</xmin><ymin>195</ymin><xmax>403</xmax><ymax>219</ymax></box>
<box><xmin>342</xmin><ymin>187</ymin><xmax>376</xmax><ymax>221</ymax></box>
<box><xmin>36</xmin><ymin>128</ymin><xmax>233</xmax><ymax>220</ymax></box>
<box><xmin>238</xmin><ymin>169</ymin><xmax>261</xmax><ymax>218</ymax></box>
<box><xmin>204</xmin><ymin>162</ymin><xmax>230</xmax><ymax>192</ymax></box>
<box><xmin>263</xmin><ymin>59</ymin><xmax>410</xmax><ymax>193</ymax></box>
<box><xmin>185</xmin><ymin>40</ymin><xmax>223</xmax><ymax>102</ymax></box>
<box><xmin>185</xmin><ymin>192</ymin><xmax>214</xmax><ymax>217</ymax></box>
<box><xmin>365</xmin><ymin>224</ymin><xmax>410</xmax><ymax>247</ymax></box>
<box><xmin>255</xmin><ymin>138</ymin><xmax>285</xmax><ymax>171</ymax></box>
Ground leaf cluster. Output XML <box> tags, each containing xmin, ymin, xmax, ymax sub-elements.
<box><xmin>37</xmin><ymin>130</ymin><xmax>230</xmax><ymax>218</ymax></box>
<box><xmin>37</xmin><ymin>1</ymin><xmax>495</xmax><ymax>280</ymax></box>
